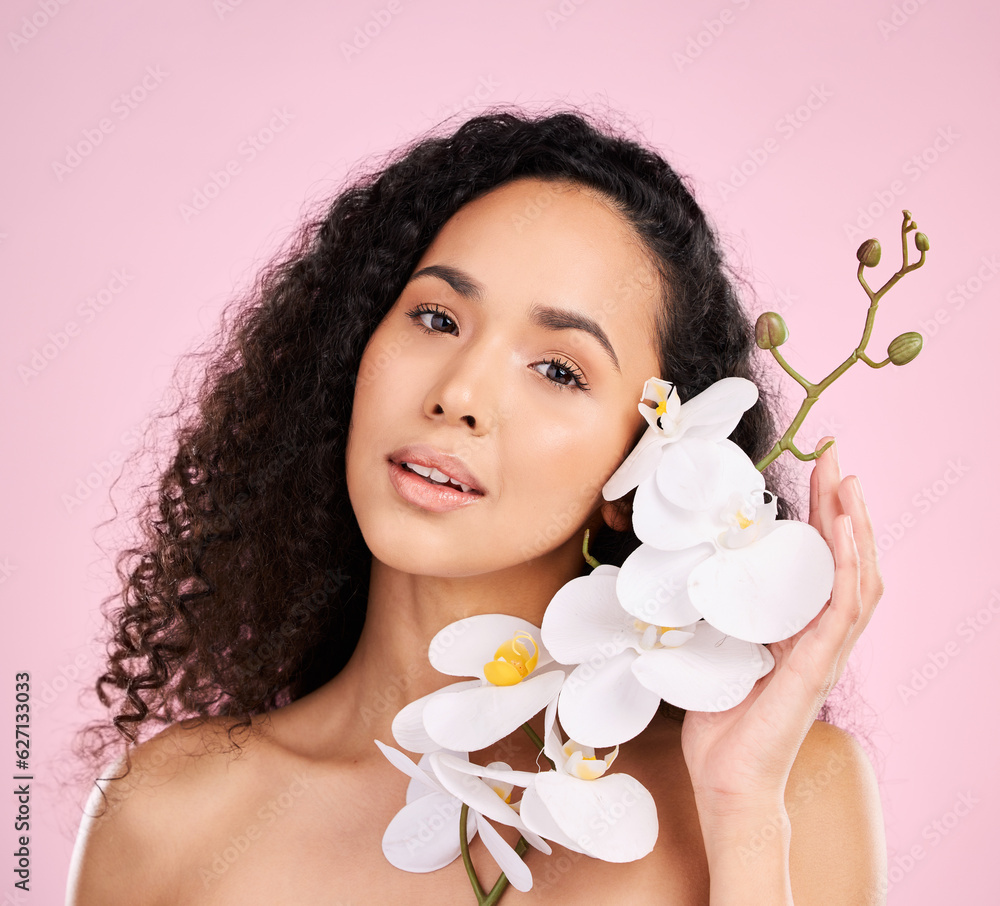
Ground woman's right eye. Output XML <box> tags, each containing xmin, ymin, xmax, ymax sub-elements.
<box><xmin>406</xmin><ymin>304</ymin><xmax>458</xmax><ymax>335</ymax></box>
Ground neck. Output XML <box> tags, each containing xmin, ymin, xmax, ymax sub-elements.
<box><xmin>323</xmin><ymin>527</ymin><xmax>593</xmax><ymax>759</ymax></box>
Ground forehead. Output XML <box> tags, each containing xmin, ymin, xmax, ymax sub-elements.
<box><xmin>415</xmin><ymin>177</ymin><xmax>663</xmax><ymax>354</ymax></box>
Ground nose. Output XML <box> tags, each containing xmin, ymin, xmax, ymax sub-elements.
<box><xmin>422</xmin><ymin>339</ymin><xmax>506</xmax><ymax>434</ymax></box>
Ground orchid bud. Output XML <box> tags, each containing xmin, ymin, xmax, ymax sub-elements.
<box><xmin>755</xmin><ymin>311</ymin><xmax>789</xmax><ymax>350</ymax></box>
<box><xmin>856</xmin><ymin>239</ymin><xmax>882</xmax><ymax>268</ymax></box>
<box><xmin>888</xmin><ymin>331</ymin><xmax>922</xmax><ymax>365</ymax></box>
<box><xmin>915</xmin><ymin>232</ymin><xmax>930</xmax><ymax>252</ymax></box>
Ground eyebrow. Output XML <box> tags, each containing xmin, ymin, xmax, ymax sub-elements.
<box><xmin>408</xmin><ymin>264</ymin><xmax>621</xmax><ymax>373</ymax></box>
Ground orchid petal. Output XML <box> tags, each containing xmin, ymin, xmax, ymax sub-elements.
<box><xmin>526</xmin><ymin>771</ymin><xmax>659</xmax><ymax>862</ymax></box>
<box><xmin>408</xmin><ymin>751</ymin><xmax>466</xmax><ymax>805</ymax></box>
<box><xmin>677</xmin><ymin>377</ymin><xmax>759</xmax><ymax>442</ymax></box>
<box><xmin>428</xmin><ymin>614</ymin><xmax>552</xmax><ymax>680</ymax></box>
<box><xmin>689</xmin><ymin>520</ymin><xmax>835</xmax><ymax>643</ymax></box>
<box><xmin>542</xmin><ymin>696</ymin><xmax>566</xmax><ymax>772</ymax></box>
<box><xmin>630</xmin><ymin>622</ymin><xmax>774</xmax><ymax>712</ymax></box>
<box><xmin>422</xmin><ymin>670</ymin><xmax>565</xmax><ymax>752</ymax></box>
<box><xmin>631</xmin><ymin>473</ymin><xmax>722</xmax><ymax>550</ymax></box>
<box><xmin>429</xmin><ymin>752</ymin><xmax>541</xmax><ymax>793</ymax></box>
<box><xmin>518</xmin><ymin>786</ymin><xmax>588</xmax><ymax>854</ymax></box>
<box><xmin>616</xmin><ymin>543</ymin><xmax>711</xmax><ymax>626</ymax></box>
<box><xmin>433</xmin><ymin>757</ymin><xmax>553</xmax><ymax>855</ymax></box>
<box><xmin>391</xmin><ymin>679</ymin><xmax>481</xmax><ymax>753</ymax></box>
<box><xmin>375</xmin><ymin>740</ymin><xmax>444</xmax><ymax>798</ymax></box>
<box><xmin>428</xmin><ymin>752</ymin><xmax>529</xmax><ymax>831</ymax></box>
<box><xmin>655</xmin><ymin>438</ymin><xmax>764</xmax><ymax>513</ymax></box>
<box><xmin>541</xmin><ymin>568</ymin><xmax>635</xmax><ymax>665</ymax></box>
<box><xmin>381</xmin><ymin>790</ymin><xmax>474</xmax><ymax>872</ymax></box>
<box><xmin>475</xmin><ymin>815</ymin><xmax>534</xmax><ymax>892</ymax></box>
<box><xmin>602</xmin><ymin>424</ymin><xmax>665</xmax><ymax>501</ymax></box>
<box><xmin>557</xmin><ymin>652</ymin><xmax>661</xmax><ymax>748</ymax></box>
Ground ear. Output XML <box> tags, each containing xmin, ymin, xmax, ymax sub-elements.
<box><xmin>600</xmin><ymin>497</ymin><xmax>631</xmax><ymax>533</ymax></box>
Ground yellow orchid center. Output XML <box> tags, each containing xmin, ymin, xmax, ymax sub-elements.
<box><xmin>488</xmin><ymin>782</ymin><xmax>514</xmax><ymax>804</ymax></box>
<box><xmin>483</xmin><ymin>631</ymin><xmax>539</xmax><ymax>686</ymax></box>
<box><xmin>655</xmin><ymin>398</ymin><xmax>668</xmax><ymax>417</ymax></box>
<box><xmin>736</xmin><ymin>510</ymin><xmax>754</xmax><ymax>530</ymax></box>
<box><xmin>633</xmin><ymin>618</ymin><xmax>691</xmax><ymax>651</ymax></box>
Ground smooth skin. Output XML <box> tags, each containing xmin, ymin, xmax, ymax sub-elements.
<box><xmin>66</xmin><ymin>178</ymin><xmax>886</xmax><ymax>904</ymax></box>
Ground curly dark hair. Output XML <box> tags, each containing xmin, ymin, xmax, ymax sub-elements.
<box><xmin>74</xmin><ymin>104</ymin><xmax>854</xmax><ymax>802</ymax></box>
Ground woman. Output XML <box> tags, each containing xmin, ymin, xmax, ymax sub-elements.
<box><xmin>66</xmin><ymin>108</ymin><xmax>885</xmax><ymax>903</ymax></box>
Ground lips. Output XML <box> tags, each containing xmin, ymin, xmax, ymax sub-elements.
<box><xmin>388</xmin><ymin>444</ymin><xmax>485</xmax><ymax>496</ymax></box>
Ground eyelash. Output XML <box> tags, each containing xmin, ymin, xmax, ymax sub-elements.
<box><xmin>404</xmin><ymin>303</ymin><xmax>591</xmax><ymax>392</ymax></box>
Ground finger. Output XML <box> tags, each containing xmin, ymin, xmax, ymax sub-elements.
<box><xmin>811</xmin><ymin>513</ymin><xmax>863</xmax><ymax>688</ymax></box>
<box><xmin>814</xmin><ymin>436</ymin><xmax>844</xmax><ymax>547</ymax></box>
<box><xmin>808</xmin><ymin>455</ymin><xmax>821</xmax><ymax>533</ymax></box>
<box><xmin>838</xmin><ymin>474</ymin><xmax>884</xmax><ymax>631</ymax></box>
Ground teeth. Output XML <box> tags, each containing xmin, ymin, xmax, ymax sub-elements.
<box><xmin>402</xmin><ymin>462</ymin><xmax>473</xmax><ymax>494</ymax></box>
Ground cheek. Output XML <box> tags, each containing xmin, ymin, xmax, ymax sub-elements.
<box><xmin>504</xmin><ymin>414</ymin><xmax>624</xmax><ymax>522</ymax></box>
<box><xmin>354</xmin><ymin>322</ymin><xmax>416</xmax><ymax>394</ymax></box>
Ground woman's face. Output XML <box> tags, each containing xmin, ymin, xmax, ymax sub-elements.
<box><xmin>346</xmin><ymin>176</ymin><xmax>663</xmax><ymax>578</ymax></box>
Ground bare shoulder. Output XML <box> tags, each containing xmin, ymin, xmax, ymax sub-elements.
<box><xmin>786</xmin><ymin>719</ymin><xmax>887</xmax><ymax>905</ymax></box>
<box><xmin>65</xmin><ymin>716</ymin><xmax>272</xmax><ymax>906</ymax></box>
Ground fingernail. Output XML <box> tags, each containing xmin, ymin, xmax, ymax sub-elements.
<box><xmin>843</xmin><ymin>515</ymin><xmax>853</xmax><ymax>539</ymax></box>
<box><xmin>853</xmin><ymin>476</ymin><xmax>865</xmax><ymax>502</ymax></box>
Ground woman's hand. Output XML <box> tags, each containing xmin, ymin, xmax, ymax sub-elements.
<box><xmin>680</xmin><ymin>435</ymin><xmax>884</xmax><ymax>816</ymax></box>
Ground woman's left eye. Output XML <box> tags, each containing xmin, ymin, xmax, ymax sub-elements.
<box><xmin>406</xmin><ymin>304</ymin><xmax>458</xmax><ymax>335</ymax></box>
<box><xmin>533</xmin><ymin>359</ymin><xmax>590</xmax><ymax>392</ymax></box>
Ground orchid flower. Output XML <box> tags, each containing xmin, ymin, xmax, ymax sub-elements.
<box><xmin>540</xmin><ymin>564</ymin><xmax>774</xmax><ymax>748</ymax></box>
<box><xmin>620</xmin><ymin>436</ymin><xmax>835</xmax><ymax>644</ymax></box>
<box><xmin>375</xmin><ymin>740</ymin><xmax>551</xmax><ymax>893</ymax></box>
<box><xmin>430</xmin><ymin>698</ymin><xmax>659</xmax><ymax>863</ymax></box>
<box><xmin>391</xmin><ymin>615</ymin><xmax>565</xmax><ymax>754</ymax></box>
<box><xmin>602</xmin><ymin>376</ymin><xmax>759</xmax><ymax>502</ymax></box>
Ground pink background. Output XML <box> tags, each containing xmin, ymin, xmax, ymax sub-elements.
<box><xmin>2</xmin><ymin>1</ymin><xmax>995</xmax><ymax>901</ymax></box>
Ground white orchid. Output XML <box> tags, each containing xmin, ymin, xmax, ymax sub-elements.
<box><xmin>391</xmin><ymin>615</ymin><xmax>565</xmax><ymax>754</ymax></box>
<box><xmin>621</xmin><ymin>436</ymin><xmax>835</xmax><ymax>644</ymax></box>
<box><xmin>602</xmin><ymin>376</ymin><xmax>759</xmax><ymax>502</ymax></box>
<box><xmin>540</xmin><ymin>564</ymin><xmax>774</xmax><ymax>748</ymax></box>
<box><xmin>431</xmin><ymin>699</ymin><xmax>658</xmax><ymax>863</ymax></box>
<box><xmin>375</xmin><ymin>740</ymin><xmax>551</xmax><ymax>892</ymax></box>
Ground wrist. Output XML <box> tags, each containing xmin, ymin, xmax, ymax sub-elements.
<box><xmin>695</xmin><ymin>798</ymin><xmax>794</xmax><ymax>906</ymax></box>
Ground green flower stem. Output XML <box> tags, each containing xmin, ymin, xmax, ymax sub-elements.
<box><xmin>459</xmin><ymin>802</ymin><xmax>530</xmax><ymax>906</ymax></box>
<box><xmin>522</xmin><ymin>722</ymin><xmax>557</xmax><ymax>769</ymax></box>
<box><xmin>755</xmin><ymin>209</ymin><xmax>928</xmax><ymax>473</ymax></box>
<box><xmin>459</xmin><ymin>722</ymin><xmax>551</xmax><ymax>905</ymax></box>
<box><xmin>459</xmin><ymin>803</ymin><xmax>487</xmax><ymax>904</ymax></box>
<box><xmin>481</xmin><ymin>838</ymin><xmax>530</xmax><ymax>906</ymax></box>
<box><xmin>582</xmin><ymin>528</ymin><xmax>601</xmax><ymax>569</ymax></box>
